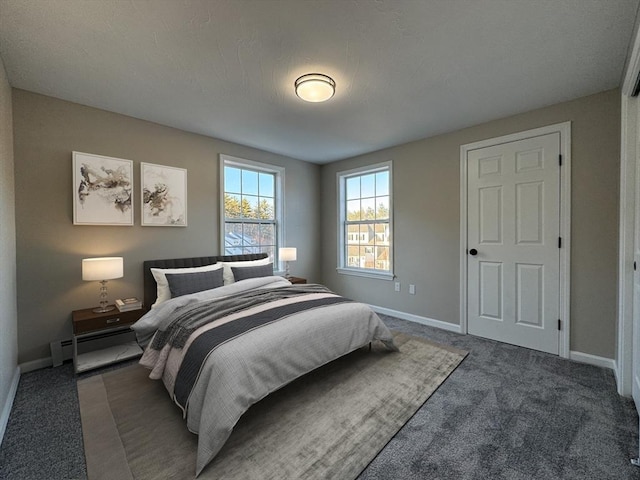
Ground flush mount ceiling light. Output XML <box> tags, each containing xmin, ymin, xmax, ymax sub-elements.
<box><xmin>294</xmin><ymin>73</ymin><xmax>336</xmax><ymax>102</ymax></box>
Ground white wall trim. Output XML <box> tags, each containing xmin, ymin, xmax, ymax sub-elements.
<box><xmin>370</xmin><ymin>303</ymin><xmax>613</xmax><ymax>370</ymax></box>
<box><xmin>0</xmin><ymin>366</ymin><xmax>20</xmax><ymax>445</ymax></box>
<box><xmin>19</xmin><ymin>357</ymin><xmax>53</xmax><ymax>374</ymax></box>
<box><xmin>369</xmin><ymin>305</ymin><xmax>462</xmax><ymax>333</ymax></box>
<box><xmin>459</xmin><ymin>143</ymin><xmax>468</xmax><ymax>335</ymax></box>
<box><xmin>622</xmin><ymin>10</ymin><xmax>640</xmax><ymax>96</ymax></box>
<box><xmin>336</xmin><ymin>161</ymin><xmax>394</xmax><ymax>277</ymax></box>
<box><xmin>219</xmin><ymin>154</ymin><xmax>286</xmax><ymax>268</ymax></box>
<box><xmin>459</xmin><ymin>122</ymin><xmax>571</xmax><ymax>358</ymax></box>
<box><xmin>617</xmin><ymin>95</ymin><xmax>637</xmax><ymax>396</ymax></box>
<box><xmin>569</xmin><ymin>350</ymin><xmax>616</xmax><ymax>371</ymax></box>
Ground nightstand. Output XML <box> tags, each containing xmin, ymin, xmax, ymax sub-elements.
<box><xmin>288</xmin><ymin>276</ymin><xmax>307</xmax><ymax>284</ymax></box>
<box><xmin>72</xmin><ymin>306</ymin><xmax>146</xmax><ymax>374</ymax></box>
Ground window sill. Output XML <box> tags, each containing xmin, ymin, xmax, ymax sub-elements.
<box><xmin>336</xmin><ymin>268</ymin><xmax>394</xmax><ymax>281</ymax></box>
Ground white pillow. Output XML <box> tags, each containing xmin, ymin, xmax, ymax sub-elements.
<box><xmin>150</xmin><ymin>263</ymin><xmax>223</xmax><ymax>308</ymax></box>
<box><xmin>219</xmin><ymin>257</ymin><xmax>272</xmax><ymax>285</ymax></box>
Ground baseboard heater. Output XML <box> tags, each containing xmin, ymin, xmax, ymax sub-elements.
<box><xmin>50</xmin><ymin>329</ymin><xmax>137</xmax><ymax>367</ymax></box>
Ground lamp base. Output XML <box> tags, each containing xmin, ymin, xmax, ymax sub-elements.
<box><xmin>92</xmin><ymin>305</ymin><xmax>115</xmax><ymax>313</ymax></box>
<box><xmin>285</xmin><ymin>262</ymin><xmax>291</xmax><ymax>279</ymax></box>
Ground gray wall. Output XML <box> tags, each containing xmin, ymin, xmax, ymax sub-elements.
<box><xmin>0</xmin><ymin>57</ymin><xmax>18</xmax><ymax>432</ymax></box>
<box><xmin>321</xmin><ymin>89</ymin><xmax>621</xmax><ymax>359</ymax></box>
<box><xmin>12</xmin><ymin>89</ymin><xmax>320</xmax><ymax>365</ymax></box>
<box><xmin>10</xmin><ymin>87</ymin><xmax>622</xmax><ymax>363</ymax></box>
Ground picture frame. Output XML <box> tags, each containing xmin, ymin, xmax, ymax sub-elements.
<box><xmin>141</xmin><ymin>162</ymin><xmax>187</xmax><ymax>227</ymax></box>
<box><xmin>72</xmin><ymin>151</ymin><xmax>134</xmax><ymax>226</ymax></box>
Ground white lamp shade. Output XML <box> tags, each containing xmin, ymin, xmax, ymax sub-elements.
<box><xmin>82</xmin><ymin>257</ymin><xmax>124</xmax><ymax>281</ymax></box>
<box><xmin>279</xmin><ymin>247</ymin><xmax>297</xmax><ymax>262</ymax></box>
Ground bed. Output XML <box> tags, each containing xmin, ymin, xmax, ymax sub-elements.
<box><xmin>131</xmin><ymin>254</ymin><xmax>398</xmax><ymax>476</ymax></box>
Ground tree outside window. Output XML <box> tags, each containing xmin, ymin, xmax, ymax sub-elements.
<box><xmin>221</xmin><ymin>156</ymin><xmax>284</xmax><ymax>264</ymax></box>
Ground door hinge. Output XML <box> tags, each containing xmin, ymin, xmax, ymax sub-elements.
<box><xmin>558</xmin><ymin>237</ymin><xmax>562</xmax><ymax>248</ymax></box>
<box><xmin>558</xmin><ymin>319</ymin><xmax>562</xmax><ymax>331</ymax></box>
<box><xmin>559</xmin><ymin>154</ymin><xmax>563</xmax><ymax>166</ymax></box>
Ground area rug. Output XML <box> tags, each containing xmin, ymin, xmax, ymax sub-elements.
<box><xmin>78</xmin><ymin>332</ymin><xmax>467</xmax><ymax>480</ymax></box>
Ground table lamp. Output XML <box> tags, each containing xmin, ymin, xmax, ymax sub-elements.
<box><xmin>279</xmin><ymin>247</ymin><xmax>297</xmax><ymax>279</ymax></box>
<box><xmin>82</xmin><ymin>257</ymin><xmax>124</xmax><ymax>313</ymax></box>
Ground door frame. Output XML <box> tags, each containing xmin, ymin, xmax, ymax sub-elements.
<box><xmin>617</xmin><ymin>94</ymin><xmax>636</xmax><ymax>397</ymax></box>
<box><xmin>616</xmin><ymin>18</ymin><xmax>640</xmax><ymax>397</ymax></box>
<box><xmin>459</xmin><ymin>122</ymin><xmax>572</xmax><ymax>358</ymax></box>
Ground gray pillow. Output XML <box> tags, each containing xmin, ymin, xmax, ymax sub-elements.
<box><xmin>165</xmin><ymin>269</ymin><xmax>224</xmax><ymax>298</ymax></box>
<box><xmin>231</xmin><ymin>263</ymin><xmax>274</xmax><ymax>282</ymax></box>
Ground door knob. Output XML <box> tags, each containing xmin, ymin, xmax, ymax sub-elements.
<box><xmin>469</xmin><ymin>248</ymin><xmax>478</xmax><ymax>256</ymax></box>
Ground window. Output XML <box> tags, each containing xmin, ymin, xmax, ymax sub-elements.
<box><xmin>337</xmin><ymin>162</ymin><xmax>393</xmax><ymax>279</ymax></box>
<box><xmin>220</xmin><ymin>155</ymin><xmax>284</xmax><ymax>265</ymax></box>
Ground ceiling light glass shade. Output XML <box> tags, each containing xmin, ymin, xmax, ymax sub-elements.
<box><xmin>295</xmin><ymin>74</ymin><xmax>335</xmax><ymax>102</ymax></box>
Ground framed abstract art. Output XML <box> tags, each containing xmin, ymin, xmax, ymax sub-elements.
<box><xmin>72</xmin><ymin>151</ymin><xmax>134</xmax><ymax>226</ymax></box>
<box><xmin>141</xmin><ymin>162</ymin><xmax>187</xmax><ymax>226</ymax></box>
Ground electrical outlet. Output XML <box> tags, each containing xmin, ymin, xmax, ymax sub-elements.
<box><xmin>409</xmin><ymin>284</ymin><xmax>416</xmax><ymax>295</ymax></box>
<box><xmin>394</xmin><ymin>282</ymin><xmax>401</xmax><ymax>292</ymax></box>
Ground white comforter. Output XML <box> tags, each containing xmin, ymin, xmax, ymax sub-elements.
<box><xmin>132</xmin><ymin>276</ymin><xmax>397</xmax><ymax>476</ymax></box>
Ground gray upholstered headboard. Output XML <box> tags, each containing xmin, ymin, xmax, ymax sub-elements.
<box><xmin>143</xmin><ymin>253</ymin><xmax>269</xmax><ymax>308</ymax></box>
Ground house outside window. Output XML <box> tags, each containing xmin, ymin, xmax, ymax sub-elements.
<box><xmin>337</xmin><ymin>161</ymin><xmax>393</xmax><ymax>279</ymax></box>
<box><xmin>220</xmin><ymin>154</ymin><xmax>284</xmax><ymax>265</ymax></box>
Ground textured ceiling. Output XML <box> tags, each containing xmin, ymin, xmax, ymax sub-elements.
<box><xmin>0</xmin><ymin>0</ymin><xmax>638</xmax><ymax>163</ymax></box>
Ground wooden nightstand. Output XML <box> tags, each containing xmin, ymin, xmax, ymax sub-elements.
<box><xmin>72</xmin><ymin>306</ymin><xmax>146</xmax><ymax>373</ymax></box>
<box><xmin>288</xmin><ymin>276</ymin><xmax>307</xmax><ymax>284</ymax></box>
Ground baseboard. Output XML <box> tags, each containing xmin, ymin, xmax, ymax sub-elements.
<box><xmin>19</xmin><ymin>357</ymin><xmax>53</xmax><ymax>374</ymax></box>
<box><xmin>372</xmin><ymin>306</ymin><xmax>615</xmax><ymax>369</ymax></box>
<box><xmin>613</xmin><ymin>359</ymin><xmax>620</xmax><ymax>390</ymax></box>
<box><xmin>369</xmin><ymin>305</ymin><xmax>462</xmax><ymax>334</ymax></box>
<box><xmin>0</xmin><ymin>366</ymin><xmax>20</xmax><ymax>445</ymax></box>
<box><xmin>569</xmin><ymin>350</ymin><xmax>616</xmax><ymax>370</ymax></box>
<box><xmin>20</xmin><ymin>340</ymin><xmax>72</xmax><ymax>373</ymax></box>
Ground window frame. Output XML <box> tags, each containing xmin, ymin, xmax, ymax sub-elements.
<box><xmin>336</xmin><ymin>161</ymin><xmax>394</xmax><ymax>280</ymax></box>
<box><xmin>220</xmin><ymin>154</ymin><xmax>285</xmax><ymax>271</ymax></box>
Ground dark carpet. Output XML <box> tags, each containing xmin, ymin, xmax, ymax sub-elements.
<box><xmin>1</xmin><ymin>316</ymin><xmax>639</xmax><ymax>480</ymax></box>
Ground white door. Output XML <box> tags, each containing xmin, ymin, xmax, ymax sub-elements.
<box><xmin>467</xmin><ymin>133</ymin><xmax>561</xmax><ymax>354</ymax></box>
